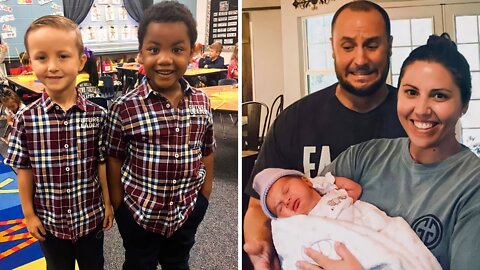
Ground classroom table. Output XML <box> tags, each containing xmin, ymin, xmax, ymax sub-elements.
<box><xmin>184</xmin><ymin>68</ymin><xmax>227</xmax><ymax>77</ymax></box>
<box><xmin>6</xmin><ymin>75</ymin><xmax>44</xmax><ymax>94</ymax></box>
<box><xmin>199</xmin><ymin>85</ymin><xmax>238</xmax><ymax>112</ymax></box>
<box><xmin>116</xmin><ymin>64</ymin><xmax>140</xmax><ymax>72</ymax></box>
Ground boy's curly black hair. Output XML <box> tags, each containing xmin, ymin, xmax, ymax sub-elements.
<box><xmin>138</xmin><ymin>1</ymin><xmax>197</xmax><ymax>49</ymax></box>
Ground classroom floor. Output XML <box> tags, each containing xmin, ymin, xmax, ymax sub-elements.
<box><xmin>0</xmin><ymin>113</ymin><xmax>238</xmax><ymax>269</ymax></box>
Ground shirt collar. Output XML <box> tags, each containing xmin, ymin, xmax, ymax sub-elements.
<box><xmin>42</xmin><ymin>90</ymin><xmax>87</xmax><ymax>112</ymax></box>
<box><xmin>138</xmin><ymin>77</ymin><xmax>195</xmax><ymax>99</ymax></box>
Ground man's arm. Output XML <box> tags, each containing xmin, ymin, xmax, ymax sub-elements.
<box><xmin>17</xmin><ymin>168</ymin><xmax>46</xmax><ymax>241</ymax></box>
<box><xmin>243</xmin><ymin>197</ymin><xmax>281</xmax><ymax>270</ymax></box>
<box><xmin>200</xmin><ymin>153</ymin><xmax>214</xmax><ymax>200</ymax></box>
<box><xmin>106</xmin><ymin>156</ymin><xmax>124</xmax><ymax>210</ymax></box>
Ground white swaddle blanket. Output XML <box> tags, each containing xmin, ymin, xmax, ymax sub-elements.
<box><xmin>272</xmin><ymin>191</ymin><xmax>442</xmax><ymax>270</ymax></box>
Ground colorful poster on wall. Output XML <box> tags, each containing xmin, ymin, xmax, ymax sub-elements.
<box><xmin>38</xmin><ymin>0</ymin><xmax>53</xmax><ymax>5</ymax></box>
<box><xmin>105</xmin><ymin>5</ymin><xmax>115</xmax><ymax>21</ymax></box>
<box><xmin>91</xmin><ymin>4</ymin><xmax>101</xmax><ymax>21</ymax></box>
<box><xmin>108</xmin><ymin>25</ymin><xmax>118</xmax><ymax>41</ymax></box>
<box><xmin>97</xmin><ymin>26</ymin><xmax>107</xmax><ymax>42</ymax></box>
<box><xmin>0</xmin><ymin>4</ymin><xmax>12</xmax><ymax>12</ymax></box>
<box><xmin>118</xmin><ymin>6</ymin><xmax>127</xmax><ymax>20</ymax></box>
<box><xmin>0</xmin><ymin>14</ymin><xmax>14</xmax><ymax>23</ymax></box>
<box><xmin>17</xmin><ymin>0</ymin><xmax>33</xmax><ymax>4</ymax></box>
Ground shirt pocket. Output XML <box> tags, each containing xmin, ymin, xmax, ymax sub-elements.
<box><xmin>188</xmin><ymin>113</ymin><xmax>209</xmax><ymax>149</ymax></box>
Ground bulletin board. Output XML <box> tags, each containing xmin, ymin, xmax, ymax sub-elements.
<box><xmin>79</xmin><ymin>0</ymin><xmax>139</xmax><ymax>55</ymax></box>
<box><xmin>0</xmin><ymin>0</ymin><xmax>64</xmax><ymax>60</ymax></box>
<box><xmin>206</xmin><ymin>0</ymin><xmax>238</xmax><ymax>48</ymax></box>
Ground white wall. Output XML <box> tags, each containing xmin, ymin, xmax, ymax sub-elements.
<box><xmin>249</xmin><ymin>9</ymin><xmax>284</xmax><ymax>110</ymax></box>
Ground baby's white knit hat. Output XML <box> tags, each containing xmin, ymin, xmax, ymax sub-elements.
<box><xmin>253</xmin><ymin>168</ymin><xmax>305</xmax><ymax>219</ymax></box>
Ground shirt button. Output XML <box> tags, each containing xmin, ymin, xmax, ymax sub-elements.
<box><xmin>65</xmin><ymin>167</ymin><xmax>70</xmax><ymax>172</ymax></box>
<box><xmin>175</xmin><ymin>128</ymin><xmax>180</xmax><ymax>132</ymax></box>
<box><xmin>169</xmin><ymin>202</ymin><xmax>173</xmax><ymax>206</ymax></box>
<box><xmin>64</xmin><ymin>144</ymin><xmax>69</xmax><ymax>148</ymax></box>
<box><xmin>173</xmin><ymin>180</ymin><xmax>177</xmax><ymax>184</ymax></box>
<box><xmin>174</xmin><ymin>153</ymin><xmax>179</xmax><ymax>158</ymax></box>
<box><xmin>66</xmin><ymin>189</ymin><xmax>70</xmax><ymax>193</ymax></box>
<box><xmin>67</xmin><ymin>209</ymin><xmax>71</xmax><ymax>214</ymax></box>
<box><xmin>166</xmin><ymin>104</ymin><xmax>171</xmax><ymax>108</ymax></box>
<box><xmin>55</xmin><ymin>106</ymin><xmax>60</xmax><ymax>110</ymax></box>
<box><xmin>64</xmin><ymin>121</ymin><xmax>69</xmax><ymax>126</ymax></box>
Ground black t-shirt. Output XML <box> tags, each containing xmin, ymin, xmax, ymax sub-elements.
<box><xmin>77</xmin><ymin>81</ymin><xmax>101</xmax><ymax>99</ymax></box>
<box><xmin>245</xmin><ymin>83</ymin><xmax>407</xmax><ymax>198</ymax></box>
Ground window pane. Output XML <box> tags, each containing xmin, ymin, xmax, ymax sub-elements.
<box><xmin>411</xmin><ymin>18</ymin><xmax>433</xmax><ymax>45</ymax></box>
<box><xmin>391</xmin><ymin>20</ymin><xmax>411</xmax><ymax>46</ymax></box>
<box><xmin>307</xmin><ymin>74</ymin><xmax>337</xmax><ymax>93</ymax></box>
<box><xmin>472</xmin><ymin>72</ymin><xmax>480</xmax><ymax>99</ymax></box>
<box><xmin>462</xmin><ymin>128</ymin><xmax>480</xmax><ymax>156</ymax></box>
<box><xmin>391</xmin><ymin>47</ymin><xmax>411</xmax><ymax>75</ymax></box>
<box><xmin>458</xmin><ymin>44</ymin><xmax>480</xmax><ymax>71</ymax></box>
<box><xmin>308</xmin><ymin>44</ymin><xmax>329</xmax><ymax>70</ymax></box>
<box><xmin>462</xmin><ymin>100</ymin><xmax>480</xmax><ymax>128</ymax></box>
<box><xmin>456</xmin><ymin>16</ymin><xmax>479</xmax><ymax>43</ymax></box>
<box><xmin>306</xmin><ymin>17</ymin><xmax>329</xmax><ymax>44</ymax></box>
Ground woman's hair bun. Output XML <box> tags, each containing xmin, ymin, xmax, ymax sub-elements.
<box><xmin>426</xmin><ymin>32</ymin><xmax>457</xmax><ymax>50</ymax></box>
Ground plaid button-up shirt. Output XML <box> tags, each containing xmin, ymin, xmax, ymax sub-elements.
<box><xmin>5</xmin><ymin>92</ymin><xmax>107</xmax><ymax>241</ymax></box>
<box><xmin>105</xmin><ymin>79</ymin><xmax>215</xmax><ymax>237</ymax></box>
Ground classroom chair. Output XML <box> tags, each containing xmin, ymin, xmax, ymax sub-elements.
<box><xmin>99</xmin><ymin>76</ymin><xmax>115</xmax><ymax>100</ymax></box>
<box><xmin>242</xmin><ymin>101</ymin><xmax>269</xmax><ymax>151</ymax></box>
<box><xmin>267</xmin><ymin>94</ymin><xmax>284</xmax><ymax>130</ymax></box>
<box><xmin>218</xmin><ymin>78</ymin><xmax>237</xmax><ymax>86</ymax></box>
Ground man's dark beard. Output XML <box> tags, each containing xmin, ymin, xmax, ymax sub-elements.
<box><xmin>335</xmin><ymin>59</ymin><xmax>390</xmax><ymax>97</ymax></box>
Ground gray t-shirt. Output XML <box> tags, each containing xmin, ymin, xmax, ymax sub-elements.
<box><xmin>325</xmin><ymin>137</ymin><xmax>480</xmax><ymax>270</ymax></box>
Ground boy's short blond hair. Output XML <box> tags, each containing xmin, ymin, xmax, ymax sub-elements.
<box><xmin>209</xmin><ymin>42</ymin><xmax>223</xmax><ymax>53</ymax></box>
<box><xmin>24</xmin><ymin>15</ymin><xmax>84</xmax><ymax>56</ymax></box>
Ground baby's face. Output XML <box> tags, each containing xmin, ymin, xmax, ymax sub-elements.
<box><xmin>266</xmin><ymin>176</ymin><xmax>322</xmax><ymax>218</ymax></box>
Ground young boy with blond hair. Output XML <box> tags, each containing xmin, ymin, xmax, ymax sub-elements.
<box><xmin>5</xmin><ymin>15</ymin><xmax>113</xmax><ymax>269</ymax></box>
<box><xmin>199</xmin><ymin>41</ymin><xmax>225</xmax><ymax>86</ymax></box>
<box><xmin>105</xmin><ymin>1</ymin><xmax>215</xmax><ymax>269</ymax></box>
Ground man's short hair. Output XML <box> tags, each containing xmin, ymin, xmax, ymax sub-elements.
<box><xmin>331</xmin><ymin>0</ymin><xmax>391</xmax><ymax>37</ymax></box>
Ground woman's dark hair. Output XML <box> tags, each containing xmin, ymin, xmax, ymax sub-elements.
<box><xmin>397</xmin><ymin>33</ymin><xmax>471</xmax><ymax>105</ymax></box>
<box><xmin>82</xmin><ymin>51</ymin><xmax>99</xmax><ymax>86</ymax></box>
<box><xmin>138</xmin><ymin>1</ymin><xmax>197</xmax><ymax>49</ymax></box>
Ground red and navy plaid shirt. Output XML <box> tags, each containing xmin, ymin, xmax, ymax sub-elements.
<box><xmin>105</xmin><ymin>79</ymin><xmax>215</xmax><ymax>237</ymax></box>
<box><xmin>5</xmin><ymin>91</ymin><xmax>107</xmax><ymax>241</ymax></box>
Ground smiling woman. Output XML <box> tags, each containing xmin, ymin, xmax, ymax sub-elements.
<box><xmin>315</xmin><ymin>34</ymin><xmax>480</xmax><ymax>270</ymax></box>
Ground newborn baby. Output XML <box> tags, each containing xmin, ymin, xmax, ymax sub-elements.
<box><xmin>253</xmin><ymin>168</ymin><xmax>441</xmax><ymax>270</ymax></box>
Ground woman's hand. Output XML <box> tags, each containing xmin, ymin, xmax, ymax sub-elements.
<box><xmin>296</xmin><ymin>242</ymin><xmax>363</xmax><ymax>270</ymax></box>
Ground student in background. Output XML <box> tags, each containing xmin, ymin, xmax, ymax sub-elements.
<box><xmin>0</xmin><ymin>39</ymin><xmax>7</xmax><ymax>80</ymax></box>
<box><xmin>190</xmin><ymin>43</ymin><xmax>203</xmax><ymax>69</ymax></box>
<box><xmin>105</xmin><ymin>2</ymin><xmax>215</xmax><ymax>269</ymax></box>
<box><xmin>199</xmin><ymin>41</ymin><xmax>225</xmax><ymax>86</ymax></box>
<box><xmin>0</xmin><ymin>87</ymin><xmax>25</xmax><ymax>144</ymax></box>
<box><xmin>227</xmin><ymin>43</ymin><xmax>238</xmax><ymax>81</ymax></box>
<box><xmin>77</xmin><ymin>47</ymin><xmax>101</xmax><ymax>99</ymax></box>
<box><xmin>18</xmin><ymin>52</ymin><xmax>33</xmax><ymax>74</ymax></box>
<box><xmin>5</xmin><ymin>15</ymin><xmax>113</xmax><ymax>270</ymax></box>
